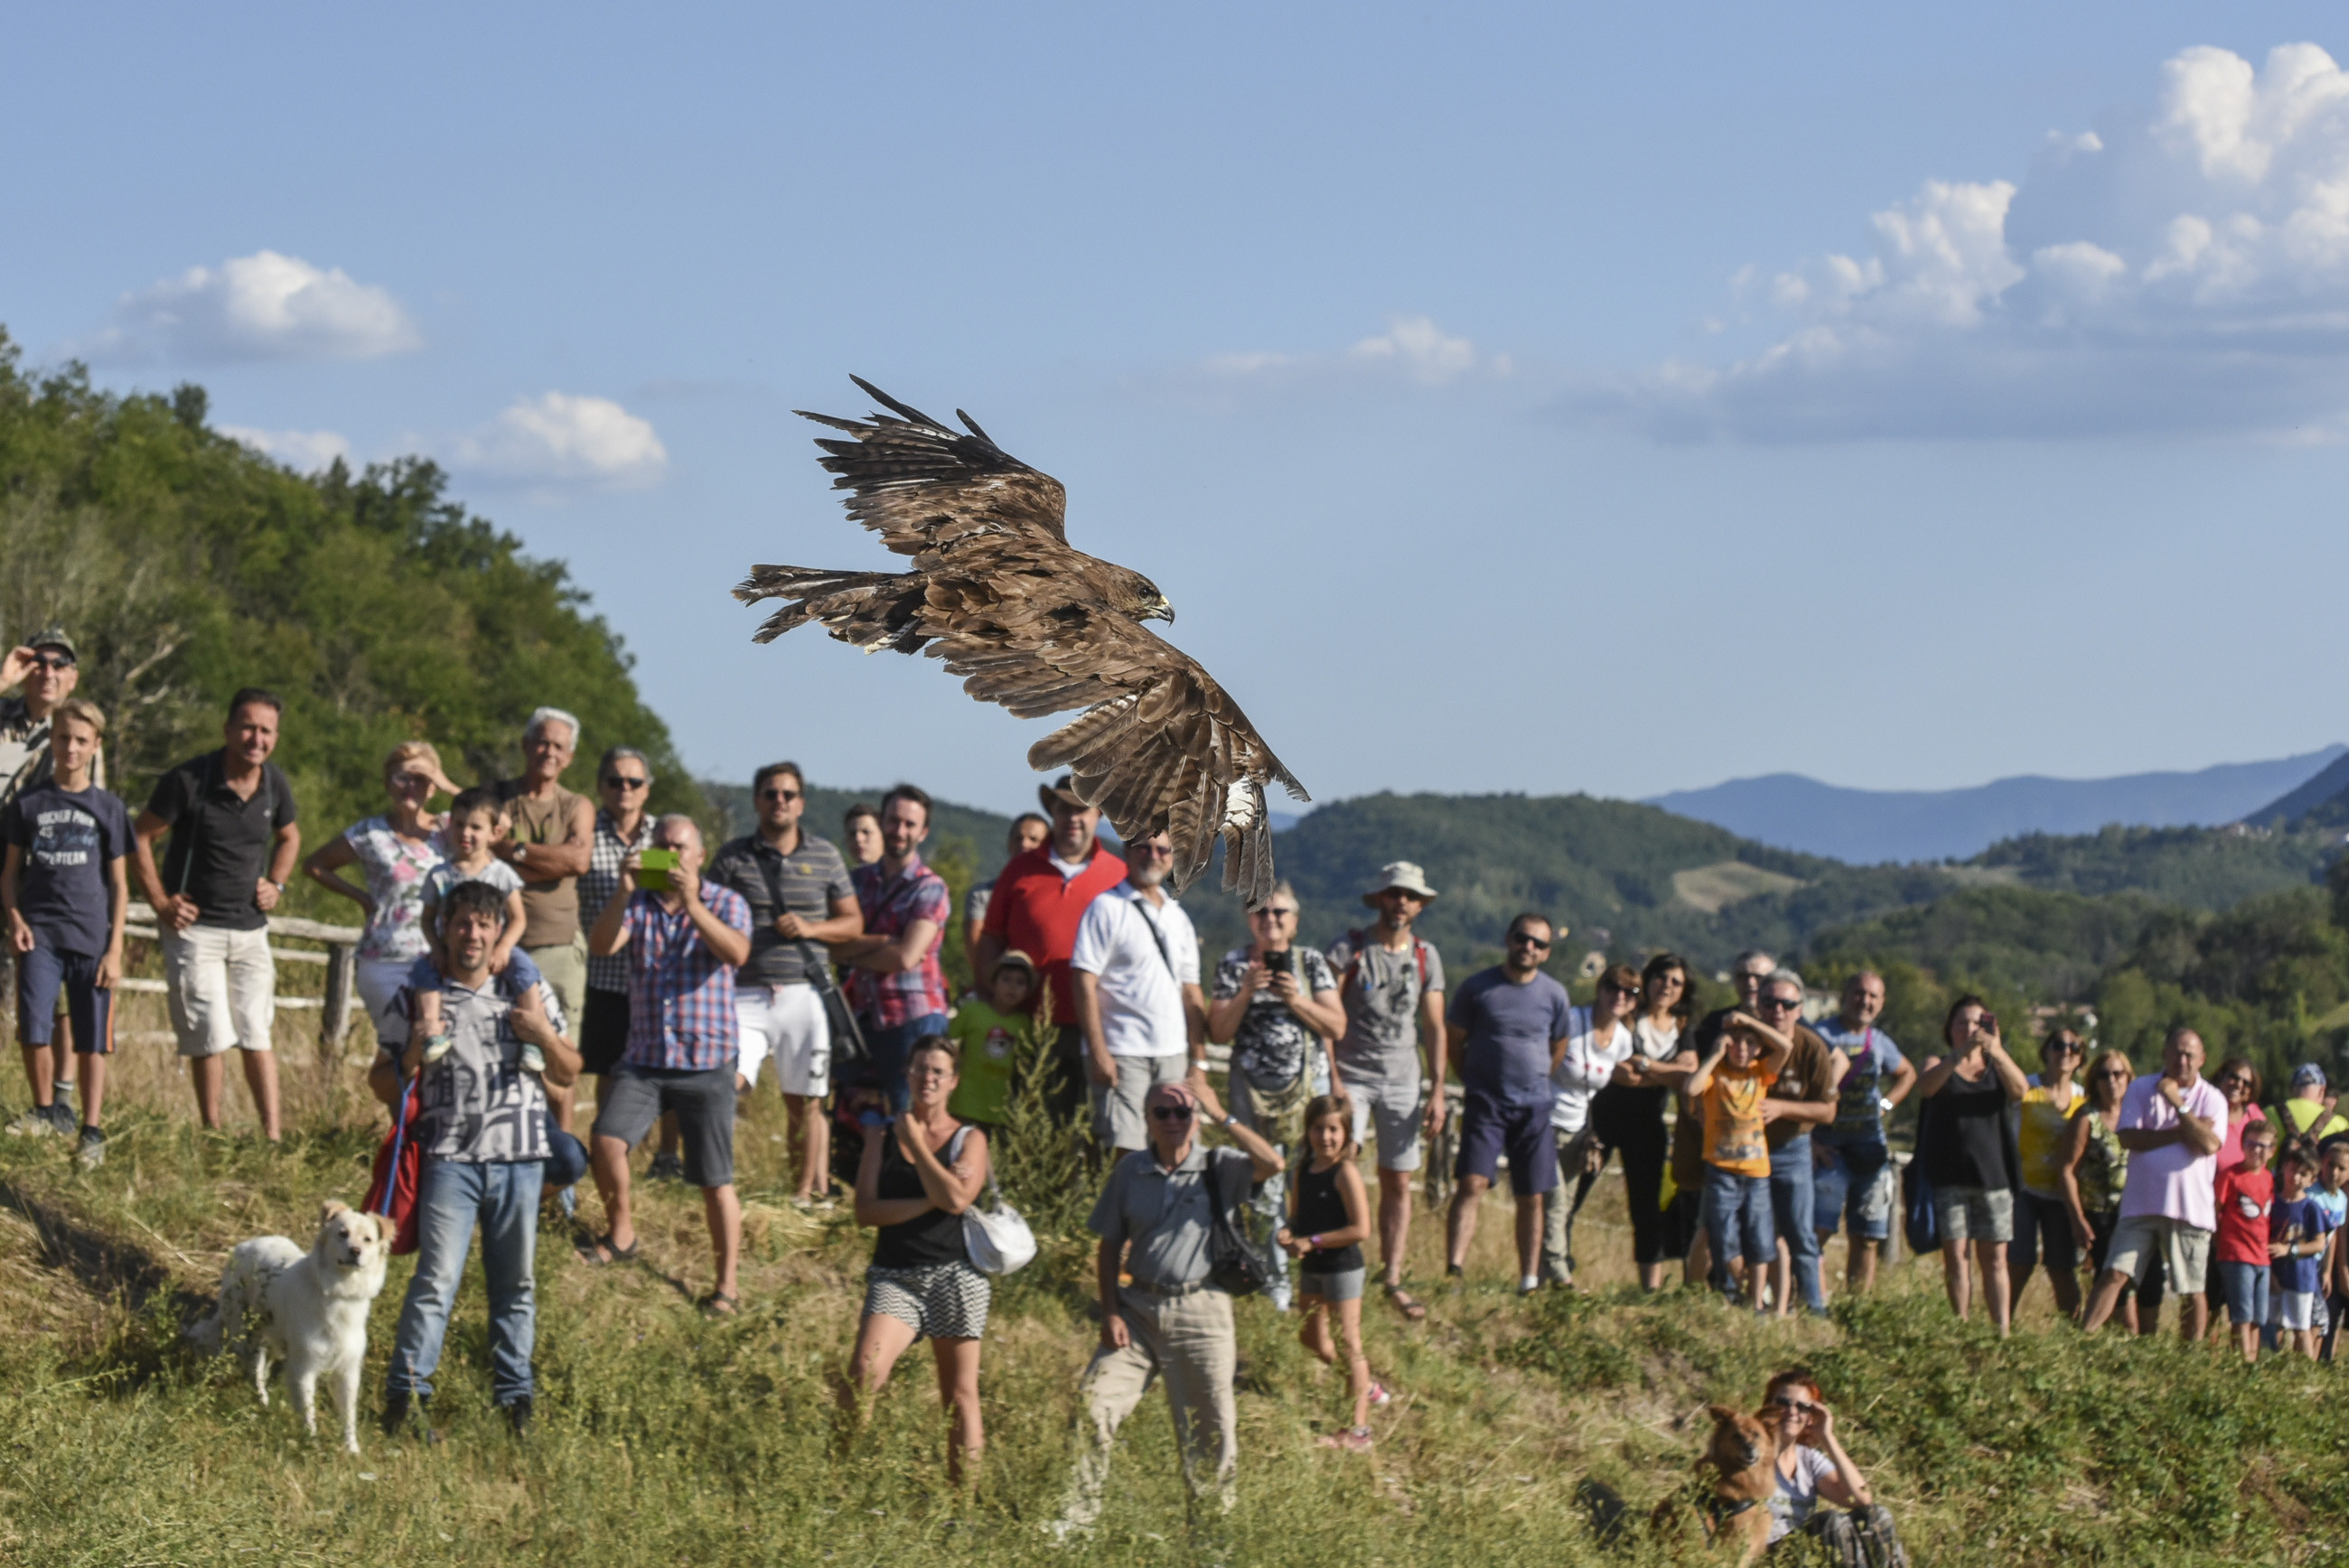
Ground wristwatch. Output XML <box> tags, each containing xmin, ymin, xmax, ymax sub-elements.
<box><xmin>1222</xmin><ymin>1114</ymin><xmax>1239</xmax><ymax>1129</ymax></box>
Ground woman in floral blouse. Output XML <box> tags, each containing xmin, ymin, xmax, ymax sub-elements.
<box><xmin>304</xmin><ymin>740</ymin><xmax>457</xmax><ymax>1036</ymax></box>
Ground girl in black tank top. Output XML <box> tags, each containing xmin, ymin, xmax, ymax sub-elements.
<box><xmin>1277</xmin><ymin>1096</ymin><xmax>1385</xmax><ymax>1450</ymax></box>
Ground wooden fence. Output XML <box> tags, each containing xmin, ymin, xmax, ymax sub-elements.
<box><xmin>119</xmin><ymin>902</ymin><xmax>365</xmax><ymax>1051</ymax></box>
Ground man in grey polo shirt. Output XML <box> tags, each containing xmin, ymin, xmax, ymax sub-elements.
<box><xmin>1055</xmin><ymin>1078</ymin><xmax>1280</xmax><ymax>1536</ymax></box>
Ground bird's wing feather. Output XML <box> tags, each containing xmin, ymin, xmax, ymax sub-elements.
<box><xmin>926</xmin><ymin>607</ymin><xmax>1307</xmax><ymax>901</ymax></box>
<box><xmin>794</xmin><ymin>377</ymin><xmax>1068</xmax><ymax>556</ymax></box>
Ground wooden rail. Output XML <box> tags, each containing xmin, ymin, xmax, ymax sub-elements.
<box><xmin>125</xmin><ymin>904</ymin><xmax>365</xmax><ymax>1050</ymax></box>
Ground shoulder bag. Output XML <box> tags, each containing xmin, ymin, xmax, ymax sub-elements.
<box><xmin>755</xmin><ymin>845</ymin><xmax>868</xmax><ymax>1069</ymax></box>
<box><xmin>949</xmin><ymin>1125</ymin><xmax>1037</xmax><ymax>1276</ymax></box>
<box><xmin>1205</xmin><ymin>1145</ymin><xmax>1278</xmax><ymax>1297</ymax></box>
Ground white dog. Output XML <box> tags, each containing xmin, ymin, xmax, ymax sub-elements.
<box><xmin>187</xmin><ymin>1200</ymin><xmax>391</xmax><ymax>1453</ymax></box>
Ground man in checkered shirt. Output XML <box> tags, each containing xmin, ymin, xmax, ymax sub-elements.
<box><xmin>836</xmin><ymin>783</ymin><xmax>953</xmax><ymax>1115</ymax></box>
<box><xmin>585</xmin><ymin>814</ymin><xmax>755</xmax><ymax>1314</ymax></box>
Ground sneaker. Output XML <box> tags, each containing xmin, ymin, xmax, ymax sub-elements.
<box><xmin>506</xmin><ymin>1396</ymin><xmax>533</xmax><ymax>1439</ymax></box>
<box><xmin>47</xmin><ymin>1102</ymin><xmax>76</xmax><ymax>1136</ymax></box>
<box><xmin>1315</xmin><ymin>1425</ymin><xmax>1374</xmax><ymax>1452</ymax></box>
<box><xmin>519</xmin><ymin>1043</ymin><xmax>546</xmax><ymax>1075</ymax></box>
<box><xmin>1368</xmin><ymin>1379</ymin><xmax>1393</xmax><ymax>1408</ymax></box>
<box><xmin>557</xmin><ymin>1185</ymin><xmax>577</xmax><ymax>1218</ymax></box>
<box><xmin>647</xmin><ymin>1151</ymin><xmax>685</xmax><ymax>1182</ymax></box>
<box><xmin>380</xmin><ymin>1389</ymin><xmax>414</xmax><ymax>1437</ymax></box>
<box><xmin>419</xmin><ymin>1032</ymin><xmax>454</xmax><ymax>1066</ymax></box>
<box><xmin>5</xmin><ymin>1108</ymin><xmax>56</xmax><ymax>1138</ymax></box>
<box><xmin>77</xmin><ymin>1127</ymin><xmax>105</xmax><ymax>1169</ymax></box>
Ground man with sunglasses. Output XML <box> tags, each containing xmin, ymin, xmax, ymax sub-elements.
<box><xmin>1059</xmin><ymin>1077</ymin><xmax>1280</xmax><ymax>1536</ymax></box>
<box><xmin>1749</xmin><ymin>969</ymin><xmax>1842</xmax><ymax>1315</ymax></box>
<box><xmin>1070</xmin><ymin>830</ymin><xmax>1206</xmax><ymax>1157</ymax></box>
<box><xmin>576</xmin><ymin>747</ymin><xmax>659</xmax><ymax>1099</ymax></box>
<box><xmin>707</xmin><ymin>761</ymin><xmax>863</xmax><ymax>1199</ymax></box>
<box><xmin>1811</xmin><ymin>970</ymin><xmax>1914</xmax><ymax>1296</ymax></box>
<box><xmin>1437</xmin><ymin>913</ymin><xmax>1574</xmax><ymax>1293</ymax></box>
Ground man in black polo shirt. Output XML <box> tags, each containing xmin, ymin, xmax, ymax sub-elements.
<box><xmin>131</xmin><ymin>688</ymin><xmax>301</xmax><ymax>1139</ymax></box>
<box><xmin>705</xmin><ymin>761</ymin><xmax>862</xmax><ymax>1203</ymax></box>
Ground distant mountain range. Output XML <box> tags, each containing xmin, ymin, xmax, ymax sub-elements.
<box><xmin>1647</xmin><ymin>747</ymin><xmax>2348</xmax><ymax>865</ymax></box>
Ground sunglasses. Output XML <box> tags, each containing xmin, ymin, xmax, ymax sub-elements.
<box><xmin>758</xmin><ymin>787</ymin><xmax>801</xmax><ymax>802</ymax></box>
<box><xmin>27</xmin><ymin>653</ymin><xmax>74</xmax><ymax>672</ymax></box>
<box><xmin>1252</xmin><ymin>908</ymin><xmax>1297</xmax><ymax>920</ymax></box>
<box><xmin>603</xmin><ymin>775</ymin><xmax>649</xmax><ymax>790</ymax></box>
<box><xmin>1149</xmin><ymin>1106</ymin><xmax>1193</xmax><ymax>1122</ymax></box>
<box><xmin>2095</xmin><ymin>1068</ymin><xmax>2131</xmax><ymax>1079</ymax></box>
<box><xmin>1508</xmin><ymin>932</ymin><xmax>1550</xmax><ymax>949</ymax></box>
<box><xmin>1767</xmin><ymin>1395</ymin><xmax>1818</xmax><ymax>1414</ymax></box>
<box><xmin>1600</xmin><ymin>982</ymin><xmax>1635</xmax><ymax>996</ymax></box>
<box><xmin>1758</xmin><ymin>996</ymin><xmax>1800</xmax><ymax>1012</ymax></box>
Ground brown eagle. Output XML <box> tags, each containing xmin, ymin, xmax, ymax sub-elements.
<box><xmin>734</xmin><ymin>378</ymin><xmax>1307</xmax><ymax>901</ymax></box>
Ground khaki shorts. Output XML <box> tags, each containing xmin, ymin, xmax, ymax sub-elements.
<box><xmin>161</xmin><ymin>926</ymin><xmax>276</xmax><ymax>1058</ymax></box>
<box><xmin>1933</xmin><ymin>1184</ymin><xmax>2014</xmax><ymax>1245</ymax></box>
<box><xmin>2104</xmin><ymin>1213</ymin><xmax>2212</xmax><ymax>1297</ymax></box>
<box><xmin>1090</xmin><ymin>1053</ymin><xmax>1189</xmax><ymax>1153</ymax></box>
<box><xmin>524</xmin><ymin>936</ymin><xmax>588</xmax><ymax>1028</ymax></box>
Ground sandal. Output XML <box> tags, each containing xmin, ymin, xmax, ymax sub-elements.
<box><xmin>700</xmin><ymin>1290</ymin><xmax>741</xmax><ymax>1319</ymax></box>
<box><xmin>1383</xmin><ymin>1283</ymin><xmax>1428</xmax><ymax>1322</ymax></box>
<box><xmin>1316</xmin><ymin>1426</ymin><xmax>1374</xmax><ymax>1452</ymax></box>
<box><xmin>583</xmin><ymin>1233</ymin><xmax>640</xmax><ymax>1265</ymax></box>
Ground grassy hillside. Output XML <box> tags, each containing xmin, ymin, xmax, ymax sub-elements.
<box><xmin>1</xmin><ymin>1052</ymin><xmax>2344</xmax><ymax>1566</ymax></box>
<box><xmin>1972</xmin><ymin>824</ymin><xmax>2335</xmax><ymax>910</ymax></box>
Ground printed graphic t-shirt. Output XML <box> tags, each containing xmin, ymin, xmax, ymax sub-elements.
<box><xmin>1703</xmin><ymin>1059</ymin><xmax>1780</xmax><ymax>1178</ymax></box>
<box><xmin>2214</xmin><ymin>1164</ymin><xmax>2274</xmax><ymax>1267</ymax></box>
<box><xmin>2271</xmin><ymin>1194</ymin><xmax>2338</xmax><ymax>1295</ymax></box>
<box><xmin>2</xmin><ymin>782</ymin><xmax>131</xmax><ymax>955</ymax></box>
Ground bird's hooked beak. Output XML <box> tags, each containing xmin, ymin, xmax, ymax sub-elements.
<box><xmin>1144</xmin><ymin>596</ymin><xmax>1175</xmax><ymax>626</ymax></box>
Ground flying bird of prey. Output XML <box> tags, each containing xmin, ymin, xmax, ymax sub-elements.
<box><xmin>734</xmin><ymin>378</ymin><xmax>1308</xmax><ymax>902</ymax></box>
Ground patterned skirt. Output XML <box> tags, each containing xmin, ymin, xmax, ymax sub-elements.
<box><xmin>864</xmin><ymin>1261</ymin><xmax>991</xmax><ymax>1340</ymax></box>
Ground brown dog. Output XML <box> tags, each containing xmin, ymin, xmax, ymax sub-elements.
<box><xmin>1649</xmin><ymin>1403</ymin><xmax>1779</xmax><ymax>1567</ymax></box>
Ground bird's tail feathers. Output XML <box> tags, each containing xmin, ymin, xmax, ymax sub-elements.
<box><xmin>734</xmin><ymin>565</ymin><xmax>924</xmax><ymax>649</ymax></box>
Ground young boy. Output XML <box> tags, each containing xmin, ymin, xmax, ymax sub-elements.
<box><xmin>2213</xmin><ymin>1120</ymin><xmax>2276</xmax><ymax>1362</ymax></box>
<box><xmin>409</xmin><ymin>788</ymin><xmax>539</xmax><ymax>1069</ymax></box>
<box><xmin>0</xmin><ymin>699</ymin><xmax>128</xmax><ymax>1166</ymax></box>
<box><xmin>2317</xmin><ymin>1143</ymin><xmax>2349</xmax><ymax>1362</ymax></box>
<box><xmin>946</xmin><ymin>948</ymin><xmax>1037</xmax><ymax>1131</ymax></box>
<box><xmin>1688</xmin><ymin>1012</ymin><xmax>1793</xmax><ymax>1311</ymax></box>
<box><xmin>2269</xmin><ymin>1143</ymin><xmax>2337</xmax><ymax>1362</ymax></box>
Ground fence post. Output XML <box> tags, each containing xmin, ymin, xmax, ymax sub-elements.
<box><xmin>322</xmin><ymin>941</ymin><xmax>358</xmax><ymax>1055</ymax></box>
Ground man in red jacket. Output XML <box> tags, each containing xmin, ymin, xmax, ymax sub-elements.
<box><xmin>975</xmin><ymin>776</ymin><xmax>1127</xmax><ymax>1125</ymax></box>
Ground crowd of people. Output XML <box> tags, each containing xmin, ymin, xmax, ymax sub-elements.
<box><xmin>13</xmin><ymin>639</ymin><xmax>2347</xmax><ymax>1545</ymax></box>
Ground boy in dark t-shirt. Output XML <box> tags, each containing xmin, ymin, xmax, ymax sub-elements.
<box><xmin>0</xmin><ymin>700</ymin><xmax>128</xmax><ymax>1162</ymax></box>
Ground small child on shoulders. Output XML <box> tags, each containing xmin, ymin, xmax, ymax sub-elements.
<box><xmin>2269</xmin><ymin>1142</ymin><xmax>2337</xmax><ymax>1361</ymax></box>
<box><xmin>2213</xmin><ymin>1121</ymin><xmax>2277</xmax><ymax>1362</ymax></box>
<box><xmin>408</xmin><ymin>787</ymin><xmax>540</xmax><ymax>1070</ymax></box>
<box><xmin>945</xmin><ymin>949</ymin><xmax>1037</xmax><ymax>1132</ymax></box>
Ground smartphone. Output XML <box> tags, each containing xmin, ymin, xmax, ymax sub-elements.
<box><xmin>1978</xmin><ymin>1011</ymin><xmax>1998</xmax><ymax>1033</ymax></box>
<box><xmin>858</xmin><ymin>1110</ymin><xmax>889</xmax><ymax>1130</ymax></box>
<box><xmin>1265</xmin><ymin>948</ymin><xmax>1295</xmax><ymax>975</ymax></box>
<box><xmin>638</xmin><ymin>847</ymin><xmax>679</xmax><ymax>891</ymax></box>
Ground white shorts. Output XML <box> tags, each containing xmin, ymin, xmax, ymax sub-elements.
<box><xmin>161</xmin><ymin>926</ymin><xmax>276</xmax><ymax>1058</ymax></box>
<box><xmin>735</xmin><ymin>984</ymin><xmax>829</xmax><ymax>1096</ymax></box>
<box><xmin>2273</xmin><ymin>1288</ymin><xmax>2319</xmax><ymax>1331</ymax></box>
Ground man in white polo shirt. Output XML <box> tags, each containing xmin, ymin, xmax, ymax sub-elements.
<box><xmin>1069</xmin><ymin>831</ymin><xmax>1206</xmax><ymax>1156</ymax></box>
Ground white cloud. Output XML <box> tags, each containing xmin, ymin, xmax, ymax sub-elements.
<box><xmin>219</xmin><ymin>425</ymin><xmax>351</xmax><ymax>472</ymax></box>
<box><xmin>83</xmin><ymin>250</ymin><xmax>420</xmax><ymax>363</ymax></box>
<box><xmin>451</xmin><ymin>392</ymin><xmax>668</xmax><ymax>488</ymax></box>
<box><xmin>1577</xmin><ymin>42</ymin><xmax>2349</xmax><ymax>440</ymax></box>
<box><xmin>1202</xmin><ymin>314</ymin><xmax>1508</xmax><ymax>387</ymax></box>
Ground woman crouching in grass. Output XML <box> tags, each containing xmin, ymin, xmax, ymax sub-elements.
<box><xmin>1278</xmin><ymin>1095</ymin><xmax>1389</xmax><ymax>1451</ymax></box>
<box><xmin>843</xmin><ymin>1038</ymin><xmax>991</xmax><ymax>1488</ymax></box>
<box><xmin>1758</xmin><ymin>1369</ymin><xmax>1902</xmax><ymax>1558</ymax></box>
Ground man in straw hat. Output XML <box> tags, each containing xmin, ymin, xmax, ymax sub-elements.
<box><xmin>1324</xmin><ymin>861</ymin><xmax>1447</xmax><ymax>1321</ymax></box>
<box><xmin>976</xmin><ymin>775</ymin><xmax>1128</xmax><ymax>1125</ymax></box>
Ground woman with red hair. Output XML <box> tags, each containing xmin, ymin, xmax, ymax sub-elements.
<box><xmin>1757</xmin><ymin>1369</ymin><xmax>1904</xmax><ymax>1559</ymax></box>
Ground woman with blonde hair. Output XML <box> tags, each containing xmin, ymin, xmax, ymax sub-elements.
<box><xmin>304</xmin><ymin>740</ymin><xmax>457</xmax><ymax>1036</ymax></box>
<box><xmin>2063</xmin><ymin>1046</ymin><xmax>2163</xmax><ymax>1331</ymax></box>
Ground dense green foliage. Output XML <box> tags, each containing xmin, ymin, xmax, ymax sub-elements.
<box><xmin>0</xmin><ymin>331</ymin><xmax>703</xmax><ymax>918</ymax></box>
<box><xmin>1974</xmin><ymin>823</ymin><xmax>2334</xmax><ymax>910</ymax></box>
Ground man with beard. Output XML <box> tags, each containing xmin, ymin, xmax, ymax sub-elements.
<box><xmin>1069</xmin><ymin>831</ymin><xmax>1205</xmax><ymax>1158</ymax></box>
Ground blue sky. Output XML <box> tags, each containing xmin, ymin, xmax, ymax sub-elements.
<box><xmin>10</xmin><ymin>3</ymin><xmax>2349</xmax><ymax>817</ymax></box>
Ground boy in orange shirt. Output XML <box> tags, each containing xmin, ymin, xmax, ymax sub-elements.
<box><xmin>1689</xmin><ymin>1012</ymin><xmax>1794</xmax><ymax>1311</ymax></box>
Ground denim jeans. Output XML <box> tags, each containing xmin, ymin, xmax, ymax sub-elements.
<box><xmin>387</xmin><ymin>1156</ymin><xmax>545</xmax><ymax>1405</ymax></box>
<box><xmin>1703</xmin><ymin>1166</ymin><xmax>1775</xmax><ymax>1300</ymax></box>
<box><xmin>864</xmin><ymin>1012</ymin><xmax>950</xmax><ymax>1114</ymax></box>
<box><xmin>1769</xmin><ymin>1135</ymin><xmax>1826</xmax><ymax>1311</ymax></box>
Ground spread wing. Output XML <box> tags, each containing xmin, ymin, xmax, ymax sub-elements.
<box><xmin>925</xmin><ymin>608</ymin><xmax>1309</xmax><ymax>902</ymax></box>
<box><xmin>796</xmin><ymin>377</ymin><xmax>1068</xmax><ymax>556</ymax></box>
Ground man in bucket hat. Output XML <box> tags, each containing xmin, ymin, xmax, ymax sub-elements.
<box><xmin>976</xmin><ymin>776</ymin><xmax>1128</xmax><ymax>1125</ymax></box>
<box><xmin>1324</xmin><ymin>861</ymin><xmax>1447</xmax><ymax>1321</ymax></box>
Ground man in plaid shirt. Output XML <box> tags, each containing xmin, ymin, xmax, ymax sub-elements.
<box><xmin>838</xmin><ymin>783</ymin><xmax>951</xmax><ymax>1114</ymax></box>
<box><xmin>585</xmin><ymin>814</ymin><xmax>755</xmax><ymax>1314</ymax></box>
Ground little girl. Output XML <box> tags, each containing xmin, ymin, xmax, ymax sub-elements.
<box><xmin>1277</xmin><ymin>1094</ymin><xmax>1387</xmax><ymax>1452</ymax></box>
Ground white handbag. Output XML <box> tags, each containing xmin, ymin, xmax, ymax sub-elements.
<box><xmin>950</xmin><ymin>1127</ymin><xmax>1037</xmax><ymax>1275</ymax></box>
